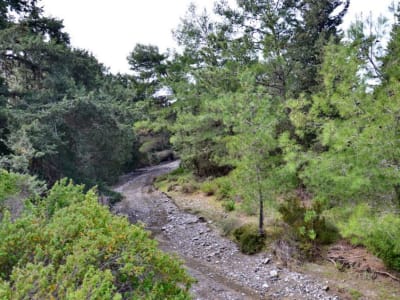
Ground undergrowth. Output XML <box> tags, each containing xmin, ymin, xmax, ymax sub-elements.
<box><xmin>279</xmin><ymin>197</ymin><xmax>340</xmax><ymax>258</ymax></box>
<box><xmin>331</xmin><ymin>204</ymin><xmax>400</xmax><ymax>271</ymax></box>
<box><xmin>233</xmin><ymin>223</ymin><xmax>266</xmax><ymax>254</ymax></box>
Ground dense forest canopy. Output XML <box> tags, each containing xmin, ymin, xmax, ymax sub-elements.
<box><xmin>0</xmin><ymin>0</ymin><xmax>145</xmax><ymax>189</ymax></box>
<box><xmin>2</xmin><ymin>0</ymin><xmax>400</xmax><ymax>298</ymax></box>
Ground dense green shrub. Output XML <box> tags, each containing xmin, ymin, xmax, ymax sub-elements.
<box><xmin>43</xmin><ymin>179</ymin><xmax>86</xmax><ymax>218</ymax></box>
<box><xmin>0</xmin><ymin>180</ymin><xmax>193</xmax><ymax>299</ymax></box>
<box><xmin>233</xmin><ymin>223</ymin><xmax>266</xmax><ymax>254</ymax></box>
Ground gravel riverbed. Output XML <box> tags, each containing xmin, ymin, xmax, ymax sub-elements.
<box><xmin>113</xmin><ymin>161</ymin><xmax>339</xmax><ymax>300</ymax></box>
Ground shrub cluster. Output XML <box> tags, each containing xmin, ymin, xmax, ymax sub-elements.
<box><xmin>279</xmin><ymin>198</ymin><xmax>339</xmax><ymax>257</ymax></box>
<box><xmin>0</xmin><ymin>178</ymin><xmax>193</xmax><ymax>299</ymax></box>
<box><xmin>233</xmin><ymin>224</ymin><xmax>266</xmax><ymax>254</ymax></box>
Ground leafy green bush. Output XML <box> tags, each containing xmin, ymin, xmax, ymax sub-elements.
<box><xmin>233</xmin><ymin>223</ymin><xmax>265</xmax><ymax>254</ymax></box>
<box><xmin>336</xmin><ymin>204</ymin><xmax>374</xmax><ymax>245</ymax></box>
<box><xmin>169</xmin><ymin>172</ymin><xmax>199</xmax><ymax>194</ymax></box>
<box><xmin>0</xmin><ymin>179</ymin><xmax>193</xmax><ymax>299</ymax></box>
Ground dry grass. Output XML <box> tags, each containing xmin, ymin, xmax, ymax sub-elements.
<box><xmin>157</xmin><ymin>179</ymin><xmax>256</xmax><ymax>237</ymax></box>
<box><xmin>300</xmin><ymin>241</ymin><xmax>400</xmax><ymax>300</ymax></box>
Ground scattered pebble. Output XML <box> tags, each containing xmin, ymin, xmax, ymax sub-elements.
<box><xmin>113</xmin><ymin>161</ymin><xmax>339</xmax><ymax>300</ymax></box>
<box><xmin>263</xmin><ymin>257</ymin><xmax>271</xmax><ymax>264</ymax></box>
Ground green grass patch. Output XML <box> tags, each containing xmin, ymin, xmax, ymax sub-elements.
<box><xmin>222</xmin><ymin>199</ymin><xmax>236</xmax><ymax>212</ymax></box>
<box><xmin>200</xmin><ymin>180</ymin><xmax>217</xmax><ymax>196</ymax></box>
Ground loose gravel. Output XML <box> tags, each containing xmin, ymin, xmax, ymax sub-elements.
<box><xmin>113</xmin><ymin>161</ymin><xmax>339</xmax><ymax>300</ymax></box>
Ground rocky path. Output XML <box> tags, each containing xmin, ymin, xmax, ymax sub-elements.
<box><xmin>113</xmin><ymin>161</ymin><xmax>339</xmax><ymax>300</ymax></box>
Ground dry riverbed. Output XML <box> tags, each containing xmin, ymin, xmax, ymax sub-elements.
<box><xmin>112</xmin><ymin>161</ymin><xmax>344</xmax><ymax>299</ymax></box>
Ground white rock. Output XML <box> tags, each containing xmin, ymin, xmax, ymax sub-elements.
<box><xmin>270</xmin><ymin>270</ymin><xmax>279</xmax><ymax>278</ymax></box>
<box><xmin>263</xmin><ymin>257</ymin><xmax>271</xmax><ymax>264</ymax></box>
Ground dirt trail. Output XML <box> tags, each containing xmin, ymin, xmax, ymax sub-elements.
<box><xmin>113</xmin><ymin>161</ymin><xmax>339</xmax><ymax>300</ymax></box>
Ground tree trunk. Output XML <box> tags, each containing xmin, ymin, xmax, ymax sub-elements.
<box><xmin>256</xmin><ymin>166</ymin><xmax>265</xmax><ymax>237</ymax></box>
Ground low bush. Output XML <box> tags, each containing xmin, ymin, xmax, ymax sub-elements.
<box><xmin>279</xmin><ymin>197</ymin><xmax>340</xmax><ymax>257</ymax></box>
<box><xmin>214</xmin><ymin>177</ymin><xmax>233</xmax><ymax>200</ymax></box>
<box><xmin>155</xmin><ymin>166</ymin><xmax>187</xmax><ymax>185</ymax></box>
<box><xmin>182</xmin><ymin>182</ymin><xmax>197</xmax><ymax>194</ymax></box>
<box><xmin>223</xmin><ymin>199</ymin><xmax>236</xmax><ymax>212</ymax></box>
<box><xmin>219</xmin><ymin>217</ymin><xmax>241</xmax><ymax>237</ymax></box>
<box><xmin>233</xmin><ymin>223</ymin><xmax>266</xmax><ymax>254</ymax></box>
<box><xmin>0</xmin><ymin>171</ymin><xmax>45</xmax><ymax>202</ymax></box>
<box><xmin>0</xmin><ymin>179</ymin><xmax>193</xmax><ymax>299</ymax></box>
<box><xmin>169</xmin><ymin>166</ymin><xmax>186</xmax><ymax>177</ymax></box>
<box><xmin>200</xmin><ymin>180</ymin><xmax>217</xmax><ymax>196</ymax></box>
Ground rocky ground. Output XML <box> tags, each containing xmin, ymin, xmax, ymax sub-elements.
<box><xmin>113</xmin><ymin>161</ymin><xmax>339</xmax><ymax>300</ymax></box>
